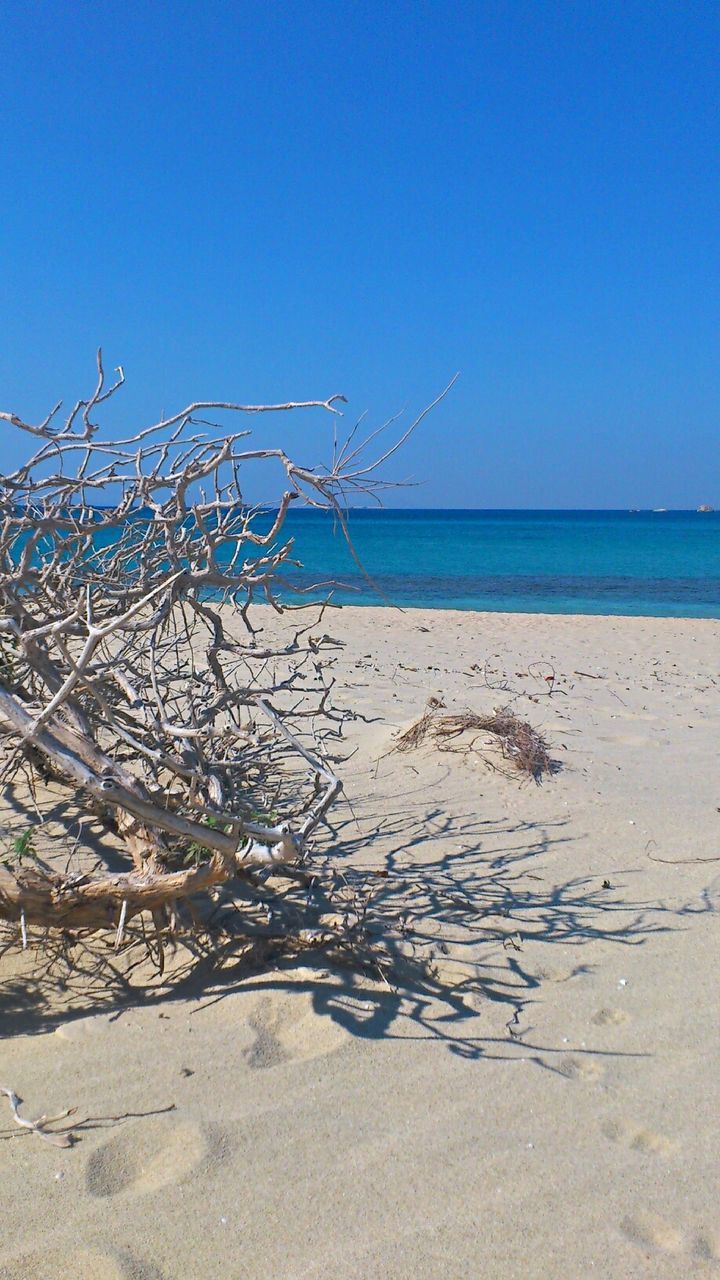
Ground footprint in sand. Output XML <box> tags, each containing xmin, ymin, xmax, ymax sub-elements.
<box><xmin>526</xmin><ymin>962</ymin><xmax>589</xmax><ymax>984</ymax></box>
<box><xmin>559</xmin><ymin>1055</ymin><xmax>606</xmax><ymax>1082</ymax></box>
<box><xmin>622</xmin><ymin>1212</ymin><xmax>685</xmax><ymax>1254</ymax></box>
<box><xmin>242</xmin><ymin>991</ymin><xmax>348</xmax><ymax>1069</ymax></box>
<box><xmin>622</xmin><ymin>1215</ymin><xmax>720</xmax><ymax>1262</ymax></box>
<box><xmin>695</xmin><ymin>1228</ymin><xmax>720</xmax><ymax>1262</ymax></box>
<box><xmin>0</xmin><ymin>1247</ymin><xmax>166</xmax><ymax>1280</ymax></box>
<box><xmin>86</xmin><ymin>1116</ymin><xmax>219</xmax><ymax>1199</ymax></box>
<box><xmin>614</xmin><ymin>732</ymin><xmax>656</xmax><ymax>748</ymax></box>
<box><xmin>603</xmin><ymin>1118</ymin><xmax>675</xmax><ymax>1155</ymax></box>
<box><xmin>426</xmin><ymin>956</ymin><xmax>482</xmax><ymax>1009</ymax></box>
<box><xmin>591</xmin><ymin>1007</ymin><xmax>630</xmax><ymax>1027</ymax></box>
<box><xmin>55</xmin><ymin>1013</ymin><xmax>116</xmax><ymax>1041</ymax></box>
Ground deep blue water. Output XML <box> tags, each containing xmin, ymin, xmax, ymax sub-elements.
<box><xmin>264</xmin><ymin>509</ymin><xmax>720</xmax><ymax>617</ymax></box>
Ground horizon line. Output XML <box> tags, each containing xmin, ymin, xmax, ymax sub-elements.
<box><xmin>276</xmin><ymin>505</ymin><xmax>717</xmax><ymax>513</ymax></box>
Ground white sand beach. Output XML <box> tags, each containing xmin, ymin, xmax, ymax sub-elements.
<box><xmin>2</xmin><ymin>607</ymin><xmax>719</xmax><ymax>1279</ymax></box>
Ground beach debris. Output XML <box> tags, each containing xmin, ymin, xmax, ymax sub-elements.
<box><xmin>1</xmin><ymin>1086</ymin><xmax>77</xmax><ymax>1148</ymax></box>
<box><xmin>394</xmin><ymin>701</ymin><xmax>556</xmax><ymax>779</ymax></box>
<box><xmin>0</xmin><ymin>355</ymin><xmax>456</xmax><ymax>951</ymax></box>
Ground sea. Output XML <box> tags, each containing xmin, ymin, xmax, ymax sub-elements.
<box><xmin>265</xmin><ymin>509</ymin><xmax>720</xmax><ymax>618</ymax></box>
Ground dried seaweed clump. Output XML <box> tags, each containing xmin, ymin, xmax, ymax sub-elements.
<box><xmin>395</xmin><ymin>701</ymin><xmax>555</xmax><ymax>780</ymax></box>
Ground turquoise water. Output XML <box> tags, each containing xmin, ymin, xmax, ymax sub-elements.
<box><xmin>265</xmin><ymin>509</ymin><xmax>720</xmax><ymax>617</ymax></box>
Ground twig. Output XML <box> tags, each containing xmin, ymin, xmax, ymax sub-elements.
<box><xmin>0</xmin><ymin>1086</ymin><xmax>77</xmax><ymax>1148</ymax></box>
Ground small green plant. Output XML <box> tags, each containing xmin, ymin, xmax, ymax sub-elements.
<box><xmin>182</xmin><ymin>809</ymin><xmax>279</xmax><ymax>866</ymax></box>
<box><xmin>0</xmin><ymin>636</ymin><xmax>19</xmax><ymax>686</ymax></box>
<box><xmin>12</xmin><ymin>827</ymin><xmax>38</xmax><ymax>865</ymax></box>
<box><xmin>184</xmin><ymin>840</ymin><xmax>211</xmax><ymax>867</ymax></box>
<box><xmin>247</xmin><ymin>807</ymin><xmax>279</xmax><ymax>823</ymax></box>
<box><xmin>183</xmin><ymin>814</ymin><xmax>231</xmax><ymax>867</ymax></box>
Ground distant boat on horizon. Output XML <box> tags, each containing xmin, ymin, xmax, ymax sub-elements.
<box><xmin>697</xmin><ymin>504</ymin><xmax>715</xmax><ymax>513</ymax></box>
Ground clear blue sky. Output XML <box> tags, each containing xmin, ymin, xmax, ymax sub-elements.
<box><xmin>1</xmin><ymin>0</ymin><xmax>718</xmax><ymax>507</ymax></box>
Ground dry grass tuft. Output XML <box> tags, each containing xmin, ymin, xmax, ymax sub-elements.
<box><xmin>394</xmin><ymin>702</ymin><xmax>556</xmax><ymax>780</ymax></box>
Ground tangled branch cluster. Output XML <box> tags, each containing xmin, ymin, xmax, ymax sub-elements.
<box><xmin>0</xmin><ymin>354</ymin><xmax>449</xmax><ymax>949</ymax></box>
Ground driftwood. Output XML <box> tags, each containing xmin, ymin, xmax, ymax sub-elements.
<box><xmin>0</xmin><ymin>353</ymin><xmax>453</xmax><ymax>944</ymax></box>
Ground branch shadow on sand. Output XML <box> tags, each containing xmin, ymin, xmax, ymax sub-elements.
<box><xmin>0</xmin><ymin>798</ymin><xmax>707</xmax><ymax>1074</ymax></box>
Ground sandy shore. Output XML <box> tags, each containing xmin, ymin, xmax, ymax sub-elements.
<box><xmin>2</xmin><ymin>607</ymin><xmax>719</xmax><ymax>1279</ymax></box>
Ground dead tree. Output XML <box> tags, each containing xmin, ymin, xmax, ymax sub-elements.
<box><xmin>0</xmin><ymin>352</ymin><xmax>452</xmax><ymax>948</ymax></box>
